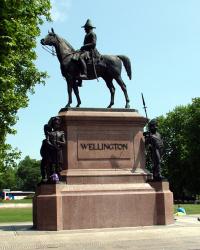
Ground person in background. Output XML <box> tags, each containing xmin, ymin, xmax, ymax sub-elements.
<box><xmin>175</xmin><ymin>205</ymin><xmax>186</xmax><ymax>216</ymax></box>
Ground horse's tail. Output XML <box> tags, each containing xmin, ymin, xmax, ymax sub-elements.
<box><xmin>117</xmin><ymin>55</ymin><xmax>132</xmax><ymax>80</ymax></box>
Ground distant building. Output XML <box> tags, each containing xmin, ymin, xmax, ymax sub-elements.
<box><xmin>0</xmin><ymin>189</ymin><xmax>35</xmax><ymax>200</ymax></box>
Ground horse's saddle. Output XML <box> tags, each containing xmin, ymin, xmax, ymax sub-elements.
<box><xmin>73</xmin><ymin>49</ymin><xmax>105</xmax><ymax>84</ymax></box>
<box><xmin>73</xmin><ymin>49</ymin><xmax>103</xmax><ymax>65</ymax></box>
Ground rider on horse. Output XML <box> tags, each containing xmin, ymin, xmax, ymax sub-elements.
<box><xmin>41</xmin><ymin>25</ymin><xmax>132</xmax><ymax>108</ymax></box>
<box><xmin>79</xmin><ymin>19</ymin><xmax>100</xmax><ymax>79</ymax></box>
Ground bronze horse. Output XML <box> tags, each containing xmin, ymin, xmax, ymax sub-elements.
<box><xmin>41</xmin><ymin>28</ymin><xmax>132</xmax><ymax>108</ymax></box>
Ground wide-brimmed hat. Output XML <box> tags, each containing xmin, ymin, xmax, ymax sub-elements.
<box><xmin>82</xmin><ymin>19</ymin><xmax>96</xmax><ymax>29</ymax></box>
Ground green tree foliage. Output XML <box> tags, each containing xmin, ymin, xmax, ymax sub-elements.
<box><xmin>0</xmin><ymin>166</ymin><xmax>17</xmax><ymax>190</ymax></box>
<box><xmin>157</xmin><ymin>98</ymin><xmax>200</xmax><ymax>199</ymax></box>
<box><xmin>0</xmin><ymin>156</ymin><xmax>41</xmax><ymax>191</ymax></box>
<box><xmin>16</xmin><ymin>156</ymin><xmax>41</xmax><ymax>191</ymax></box>
<box><xmin>0</xmin><ymin>0</ymin><xmax>51</xmax><ymax>172</ymax></box>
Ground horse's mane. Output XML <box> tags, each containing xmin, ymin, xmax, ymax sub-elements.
<box><xmin>56</xmin><ymin>34</ymin><xmax>75</xmax><ymax>51</ymax></box>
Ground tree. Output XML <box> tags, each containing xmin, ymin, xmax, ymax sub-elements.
<box><xmin>0</xmin><ymin>1</ymin><xmax>51</xmax><ymax>172</ymax></box>
<box><xmin>16</xmin><ymin>156</ymin><xmax>41</xmax><ymax>191</ymax></box>
<box><xmin>157</xmin><ymin>98</ymin><xmax>200</xmax><ymax>199</ymax></box>
<box><xmin>0</xmin><ymin>166</ymin><xmax>18</xmax><ymax>190</ymax></box>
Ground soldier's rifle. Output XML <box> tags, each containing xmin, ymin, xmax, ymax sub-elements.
<box><xmin>141</xmin><ymin>93</ymin><xmax>151</xmax><ymax>141</ymax></box>
<box><xmin>141</xmin><ymin>93</ymin><xmax>148</xmax><ymax>119</ymax></box>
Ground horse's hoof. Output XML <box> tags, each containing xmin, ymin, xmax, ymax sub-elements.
<box><xmin>107</xmin><ymin>103</ymin><xmax>114</xmax><ymax>108</ymax></box>
<box><xmin>78</xmin><ymin>101</ymin><xmax>81</xmax><ymax>107</ymax></box>
<box><xmin>76</xmin><ymin>104</ymin><xmax>81</xmax><ymax>108</ymax></box>
<box><xmin>125</xmin><ymin>103</ymin><xmax>130</xmax><ymax>109</ymax></box>
<box><xmin>65</xmin><ymin>104</ymin><xmax>71</xmax><ymax>108</ymax></box>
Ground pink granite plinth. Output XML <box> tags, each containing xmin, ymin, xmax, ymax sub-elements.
<box><xmin>59</xmin><ymin>108</ymin><xmax>148</xmax><ymax>174</ymax></box>
<box><xmin>33</xmin><ymin>181</ymin><xmax>173</xmax><ymax>230</ymax></box>
<box><xmin>33</xmin><ymin>108</ymin><xmax>174</xmax><ymax>230</ymax></box>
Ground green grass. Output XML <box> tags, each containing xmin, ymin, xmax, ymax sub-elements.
<box><xmin>0</xmin><ymin>199</ymin><xmax>32</xmax><ymax>203</ymax></box>
<box><xmin>0</xmin><ymin>208</ymin><xmax>32</xmax><ymax>223</ymax></box>
<box><xmin>0</xmin><ymin>204</ymin><xmax>199</xmax><ymax>223</ymax></box>
<box><xmin>174</xmin><ymin>204</ymin><xmax>200</xmax><ymax>214</ymax></box>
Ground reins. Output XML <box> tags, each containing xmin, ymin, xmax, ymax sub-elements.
<box><xmin>42</xmin><ymin>45</ymin><xmax>56</xmax><ymax>56</ymax></box>
<box><xmin>42</xmin><ymin>42</ymin><xmax>78</xmax><ymax>60</ymax></box>
<box><xmin>41</xmin><ymin>35</ymin><xmax>75</xmax><ymax>58</ymax></box>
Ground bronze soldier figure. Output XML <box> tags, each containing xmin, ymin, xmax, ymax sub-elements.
<box><xmin>39</xmin><ymin>117</ymin><xmax>66</xmax><ymax>183</ymax></box>
<box><xmin>79</xmin><ymin>19</ymin><xmax>98</xmax><ymax>79</ymax></box>
<box><xmin>40</xmin><ymin>124</ymin><xmax>52</xmax><ymax>182</ymax></box>
<box><xmin>48</xmin><ymin>116</ymin><xmax>66</xmax><ymax>180</ymax></box>
<box><xmin>144</xmin><ymin>119</ymin><xmax>164</xmax><ymax>181</ymax></box>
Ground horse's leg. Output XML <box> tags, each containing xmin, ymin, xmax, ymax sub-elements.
<box><xmin>115</xmin><ymin>75</ymin><xmax>130</xmax><ymax>109</ymax></box>
<box><xmin>103</xmin><ymin>77</ymin><xmax>115</xmax><ymax>108</ymax></box>
<box><xmin>65</xmin><ymin>78</ymin><xmax>73</xmax><ymax>108</ymax></box>
<box><xmin>73</xmin><ymin>82</ymin><xmax>81</xmax><ymax>107</ymax></box>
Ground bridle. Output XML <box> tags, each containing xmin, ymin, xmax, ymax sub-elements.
<box><xmin>41</xmin><ymin>33</ymin><xmax>59</xmax><ymax>56</ymax></box>
<box><xmin>41</xmin><ymin>44</ymin><xmax>56</xmax><ymax>56</ymax></box>
<box><xmin>41</xmin><ymin>34</ymin><xmax>78</xmax><ymax>59</ymax></box>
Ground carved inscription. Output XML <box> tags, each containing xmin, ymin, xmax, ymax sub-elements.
<box><xmin>78</xmin><ymin>136</ymin><xmax>132</xmax><ymax>159</ymax></box>
<box><xmin>80</xmin><ymin>143</ymin><xmax>128</xmax><ymax>151</ymax></box>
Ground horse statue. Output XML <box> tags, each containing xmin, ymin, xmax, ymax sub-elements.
<box><xmin>41</xmin><ymin>28</ymin><xmax>132</xmax><ymax>109</ymax></box>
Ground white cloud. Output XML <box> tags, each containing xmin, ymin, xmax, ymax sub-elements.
<box><xmin>51</xmin><ymin>0</ymin><xmax>71</xmax><ymax>23</ymax></box>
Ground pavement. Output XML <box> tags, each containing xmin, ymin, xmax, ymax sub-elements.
<box><xmin>0</xmin><ymin>215</ymin><xmax>200</xmax><ymax>250</ymax></box>
<box><xmin>0</xmin><ymin>203</ymin><xmax>32</xmax><ymax>208</ymax></box>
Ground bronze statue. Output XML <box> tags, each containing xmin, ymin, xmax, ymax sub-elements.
<box><xmin>143</xmin><ymin>119</ymin><xmax>164</xmax><ymax>181</ymax></box>
<box><xmin>79</xmin><ymin>19</ymin><xmax>99</xmax><ymax>79</ymax></box>
<box><xmin>40</xmin><ymin>117</ymin><xmax>66</xmax><ymax>183</ymax></box>
<box><xmin>40</xmin><ymin>124</ymin><xmax>52</xmax><ymax>181</ymax></box>
<box><xmin>41</xmin><ymin>20</ymin><xmax>132</xmax><ymax>109</ymax></box>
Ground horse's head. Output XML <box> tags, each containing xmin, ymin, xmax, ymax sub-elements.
<box><xmin>41</xmin><ymin>28</ymin><xmax>75</xmax><ymax>54</ymax></box>
<box><xmin>41</xmin><ymin>28</ymin><xmax>57</xmax><ymax>46</ymax></box>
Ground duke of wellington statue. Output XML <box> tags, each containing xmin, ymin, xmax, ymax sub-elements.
<box><xmin>33</xmin><ymin>19</ymin><xmax>174</xmax><ymax>230</ymax></box>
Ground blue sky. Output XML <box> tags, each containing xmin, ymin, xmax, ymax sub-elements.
<box><xmin>7</xmin><ymin>0</ymin><xmax>200</xmax><ymax>160</ymax></box>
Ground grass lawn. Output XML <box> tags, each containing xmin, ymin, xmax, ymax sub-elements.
<box><xmin>174</xmin><ymin>204</ymin><xmax>200</xmax><ymax>214</ymax></box>
<box><xmin>0</xmin><ymin>204</ymin><xmax>199</xmax><ymax>223</ymax></box>
<box><xmin>0</xmin><ymin>199</ymin><xmax>32</xmax><ymax>203</ymax></box>
<box><xmin>0</xmin><ymin>208</ymin><xmax>32</xmax><ymax>223</ymax></box>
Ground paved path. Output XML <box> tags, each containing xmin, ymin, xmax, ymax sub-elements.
<box><xmin>0</xmin><ymin>203</ymin><xmax>32</xmax><ymax>208</ymax></box>
<box><xmin>0</xmin><ymin>215</ymin><xmax>200</xmax><ymax>250</ymax></box>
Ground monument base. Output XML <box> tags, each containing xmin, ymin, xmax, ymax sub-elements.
<box><xmin>33</xmin><ymin>180</ymin><xmax>173</xmax><ymax>230</ymax></box>
<box><xmin>33</xmin><ymin>108</ymin><xmax>173</xmax><ymax>230</ymax></box>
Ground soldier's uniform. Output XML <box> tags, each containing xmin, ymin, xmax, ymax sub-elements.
<box><xmin>81</xmin><ymin>30</ymin><xmax>98</xmax><ymax>56</ymax></box>
<box><xmin>144</xmin><ymin>119</ymin><xmax>164</xmax><ymax>181</ymax></box>
<box><xmin>79</xmin><ymin>19</ymin><xmax>99</xmax><ymax>79</ymax></box>
<box><xmin>40</xmin><ymin>119</ymin><xmax>66</xmax><ymax>182</ymax></box>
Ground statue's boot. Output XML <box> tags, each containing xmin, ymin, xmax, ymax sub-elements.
<box><xmin>79</xmin><ymin>58</ymin><xmax>88</xmax><ymax>79</ymax></box>
<box><xmin>76</xmin><ymin>79</ymin><xmax>82</xmax><ymax>87</ymax></box>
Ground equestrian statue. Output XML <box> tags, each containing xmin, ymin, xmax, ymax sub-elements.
<box><xmin>41</xmin><ymin>19</ymin><xmax>132</xmax><ymax>109</ymax></box>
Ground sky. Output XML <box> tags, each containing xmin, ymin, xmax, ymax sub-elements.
<box><xmin>7</xmin><ymin>0</ymin><xmax>200</xmax><ymax>161</ymax></box>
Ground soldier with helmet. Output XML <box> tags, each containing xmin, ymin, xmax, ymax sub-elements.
<box><xmin>39</xmin><ymin>117</ymin><xmax>66</xmax><ymax>183</ymax></box>
<box><xmin>144</xmin><ymin>119</ymin><xmax>164</xmax><ymax>181</ymax></box>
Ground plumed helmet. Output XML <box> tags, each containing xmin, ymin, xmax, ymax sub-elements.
<box><xmin>82</xmin><ymin>19</ymin><xmax>96</xmax><ymax>29</ymax></box>
<box><xmin>148</xmin><ymin>119</ymin><xmax>158</xmax><ymax>129</ymax></box>
<box><xmin>48</xmin><ymin>116</ymin><xmax>62</xmax><ymax>129</ymax></box>
<box><xmin>149</xmin><ymin>119</ymin><xmax>157</xmax><ymax>125</ymax></box>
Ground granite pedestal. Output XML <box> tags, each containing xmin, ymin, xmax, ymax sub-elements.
<box><xmin>33</xmin><ymin>108</ymin><xmax>174</xmax><ymax>230</ymax></box>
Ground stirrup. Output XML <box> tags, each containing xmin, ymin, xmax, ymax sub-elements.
<box><xmin>79</xmin><ymin>74</ymin><xmax>88</xmax><ymax>80</ymax></box>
